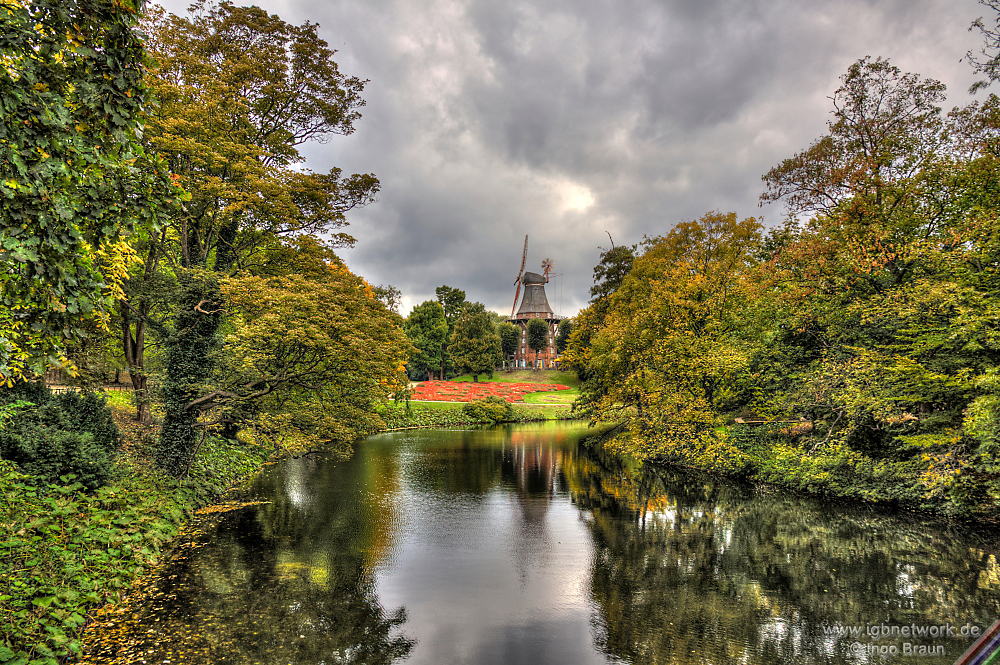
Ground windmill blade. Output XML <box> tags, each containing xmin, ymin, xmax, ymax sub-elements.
<box><xmin>515</xmin><ymin>235</ymin><xmax>528</xmax><ymax>283</ymax></box>
<box><xmin>510</xmin><ymin>280</ymin><xmax>522</xmax><ymax>319</ymax></box>
<box><xmin>511</xmin><ymin>235</ymin><xmax>528</xmax><ymax>318</ymax></box>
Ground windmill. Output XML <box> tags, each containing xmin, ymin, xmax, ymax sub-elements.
<box><xmin>511</xmin><ymin>235</ymin><xmax>528</xmax><ymax>319</ymax></box>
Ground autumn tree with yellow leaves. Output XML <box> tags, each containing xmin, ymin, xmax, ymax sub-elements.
<box><xmin>567</xmin><ymin>56</ymin><xmax>1000</xmax><ymax>516</ymax></box>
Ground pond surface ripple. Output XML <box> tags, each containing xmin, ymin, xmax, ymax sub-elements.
<box><xmin>87</xmin><ymin>422</ymin><xmax>1000</xmax><ymax>664</ymax></box>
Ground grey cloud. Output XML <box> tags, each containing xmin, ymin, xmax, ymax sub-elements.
<box><xmin>155</xmin><ymin>0</ymin><xmax>988</xmax><ymax>318</ymax></box>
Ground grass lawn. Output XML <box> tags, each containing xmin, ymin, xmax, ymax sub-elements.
<box><xmin>522</xmin><ymin>389</ymin><xmax>577</xmax><ymax>404</ymax></box>
<box><xmin>515</xmin><ymin>403</ymin><xmax>575</xmax><ymax>419</ymax></box>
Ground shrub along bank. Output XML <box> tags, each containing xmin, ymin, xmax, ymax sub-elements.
<box><xmin>593</xmin><ymin>420</ymin><xmax>994</xmax><ymax>519</ymax></box>
<box><xmin>0</xmin><ymin>384</ymin><xmax>273</xmax><ymax>665</ymax></box>
<box><xmin>380</xmin><ymin>399</ymin><xmax>571</xmax><ymax>429</ymax></box>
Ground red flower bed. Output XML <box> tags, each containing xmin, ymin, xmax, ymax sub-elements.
<box><xmin>411</xmin><ymin>380</ymin><xmax>570</xmax><ymax>403</ymax></box>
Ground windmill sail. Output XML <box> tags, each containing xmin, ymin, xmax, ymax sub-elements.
<box><xmin>510</xmin><ymin>235</ymin><xmax>528</xmax><ymax>318</ymax></box>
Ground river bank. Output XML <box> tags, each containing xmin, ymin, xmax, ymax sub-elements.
<box><xmin>0</xmin><ymin>384</ymin><xmax>575</xmax><ymax>665</ymax></box>
<box><xmin>590</xmin><ymin>419</ymin><xmax>1000</xmax><ymax>523</ymax></box>
<box><xmin>71</xmin><ymin>425</ymin><xmax>1000</xmax><ymax>665</ymax></box>
<box><xmin>0</xmin><ymin>396</ymin><xmax>277</xmax><ymax>665</ymax></box>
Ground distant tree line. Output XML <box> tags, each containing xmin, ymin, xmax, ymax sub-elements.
<box><xmin>403</xmin><ymin>286</ymin><xmax>506</xmax><ymax>382</ymax></box>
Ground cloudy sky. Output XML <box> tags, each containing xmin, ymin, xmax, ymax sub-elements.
<box><xmin>160</xmin><ymin>0</ymin><xmax>995</xmax><ymax>318</ymax></box>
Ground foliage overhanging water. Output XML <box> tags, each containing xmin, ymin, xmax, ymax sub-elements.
<box><xmin>84</xmin><ymin>422</ymin><xmax>1000</xmax><ymax>664</ymax></box>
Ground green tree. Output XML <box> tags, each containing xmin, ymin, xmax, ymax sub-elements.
<box><xmin>435</xmin><ymin>285</ymin><xmax>468</xmax><ymax>325</ymax></box>
<box><xmin>373</xmin><ymin>284</ymin><xmax>402</xmax><ymax>314</ymax></box>
<box><xmin>140</xmin><ymin>2</ymin><xmax>383</xmax><ymax>472</ymax></box>
<box><xmin>404</xmin><ymin>301</ymin><xmax>449</xmax><ymax>381</ymax></box>
<box><xmin>0</xmin><ymin>0</ymin><xmax>179</xmax><ymax>382</ymax></box>
<box><xmin>750</xmin><ymin>57</ymin><xmax>1000</xmax><ymax>510</ymax></box>
<box><xmin>207</xmin><ymin>265</ymin><xmax>412</xmax><ymax>457</ymax></box>
<box><xmin>434</xmin><ymin>285</ymin><xmax>467</xmax><ymax>378</ymax></box>
<box><xmin>449</xmin><ymin>305</ymin><xmax>502</xmax><ymax>382</ymax></box>
<box><xmin>141</xmin><ymin>1</ymin><xmax>378</xmax><ymax>270</ymax></box>
<box><xmin>760</xmin><ymin>57</ymin><xmax>950</xmax><ymax>297</ymax></box>
<box><xmin>562</xmin><ymin>242</ymin><xmax>636</xmax><ymax>381</ymax></box>
<box><xmin>590</xmin><ymin>244</ymin><xmax>638</xmax><ymax>310</ymax></box>
<box><xmin>526</xmin><ymin>318</ymin><xmax>548</xmax><ymax>368</ymax></box>
<box><xmin>116</xmin><ymin>226</ymin><xmax>176</xmax><ymax>423</ymax></box>
<box><xmin>555</xmin><ymin>319</ymin><xmax>574</xmax><ymax>353</ymax></box>
<box><xmin>497</xmin><ymin>321</ymin><xmax>520</xmax><ymax>366</ymax></box>
<box><xmin>581</xmin><ymin>212</ymin><xmax>763</xmax><ymax>462</ymax></box>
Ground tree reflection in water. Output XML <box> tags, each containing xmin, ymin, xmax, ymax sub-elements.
<box><xmin>563</xmin><ymin>443</ymin><xmax>1000</xmax><ymax>664</ymax></box>
<box><xmin>83</xmin><ymin>452</ymin><xmax>415</xmax><ymax>665</ymax></box>
<box><xmin>83</xmin><ymin>424</ymin><xmax>1000</xmax><ymax>665</ymax></box>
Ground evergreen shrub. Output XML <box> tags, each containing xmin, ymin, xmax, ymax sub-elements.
<box><xmin>0</xmin><ymin>383</ymin><xmax>120</xmax><ymax>488</ymax></box>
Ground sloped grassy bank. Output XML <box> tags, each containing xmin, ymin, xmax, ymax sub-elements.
<box><xmin>0</xmin><ymin>390</ymin><xmax>275</xmax><ymax>665</ymax></box>
<box><xmin>0</xmin><ymin>445</ymin><xmax>272</xmax><ymax>665</ymax></box>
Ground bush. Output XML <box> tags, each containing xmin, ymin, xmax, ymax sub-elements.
<box><xmin>0</xmin><ymin>383</ymin><xmax>120</xmax><ymax>488</ymax></box>
<box><xmin>53</xmin><ymin>389</ymin><xmax>121</xmax><ymax>451</ymax></box>
<box><xmin>463</xmin><ymin>396</ymin><xmax>514</xmax><ymax>424</ymax></box>
<box><xmin>0</xmin><ymin>423</ymin><xmax>114</xmax><ymax>489</ymax></box>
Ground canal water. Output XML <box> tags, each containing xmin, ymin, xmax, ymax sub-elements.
<box><xmin>93</xmin><ymin>422</ymin><xmax>1000</xmax><ymax>664</ymax></box>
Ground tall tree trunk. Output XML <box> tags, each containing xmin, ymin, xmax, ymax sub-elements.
<box><xmin>119</xmin><ymin>236</ymin><xmax>166</xmax><ymax>424</ymax></box>
<box><xmin>131</xmin><ymin>372</ymin><xmax>151</xmax><ymax>424</ymax></box>
<box><xmin>120</xmin><ymin>301</ymin><xmax>151</xmax><ymax>424</ymax></box>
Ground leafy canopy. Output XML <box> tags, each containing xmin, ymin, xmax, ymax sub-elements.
<box><xmin>449</xmin><ymin>304</ymin><xmax>502</xmax><ymax>382</ymax></box>
<box><xmin>141</xmin><ymin>0</ymin><xmax>379</xmax><ymax>269</ymax></box>
<box><xmin>0</xmin><ymin>0</ymin><xmax>179</xmax><ymax>381</ymax></box>
<box><xmin>215</xmin><ymin>265</ymin><xmax>412</xmax><ymax>456</ymax></box>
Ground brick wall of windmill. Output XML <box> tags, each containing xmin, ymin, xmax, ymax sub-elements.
<box><xmin>511</xmin><ymin>314</ymin><xmax>560</xmax><ymax>367</ymax></box>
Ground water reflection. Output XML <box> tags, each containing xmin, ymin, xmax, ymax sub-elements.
<box><xmin>367</xmin><ymin>424</ymin><xmax>607</xmax><ymax>665</ymax></box>
<box><xmin>83</xmin><ymin>422</ymin><xmax>1000</xmax><ymax>664</ymax></box>
<box><xmin>562</xmin><ymin>444</ymin><xmax>1000</xmax><ymax>664</ymax></box>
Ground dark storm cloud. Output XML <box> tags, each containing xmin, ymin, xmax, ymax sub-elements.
<box><xmin>156</xmin><ymin>0</ymin><xmax>990</xmax><ymax>317</ymax></box>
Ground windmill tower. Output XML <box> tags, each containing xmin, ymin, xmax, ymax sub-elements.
<box><xmin>509</xmin><ymin>236</ymin><xmax>563</xmax><ymax>369</ymax></box>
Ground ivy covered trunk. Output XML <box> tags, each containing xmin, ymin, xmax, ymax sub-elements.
<box><xmin>156</xmin><ymin>273</ymin><xmax>223</xmax><ymax>476</ymax></box>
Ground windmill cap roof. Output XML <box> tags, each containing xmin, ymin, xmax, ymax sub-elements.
<box><xmin>521</xmin><ymin>271</ymin><xmax>546</xmax><ymax>284</ymax></box>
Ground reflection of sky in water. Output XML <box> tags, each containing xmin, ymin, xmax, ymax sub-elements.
<box><xmin>92</xmin><ymin>422</ymin><xmax>1000</xmax><ymax>665</ymax></box>
<box><xmin>283</xmin><ymin>459</ymin><xmax>310</xmax><ymax>509</ymax></box>
<box><xmin>369</xmin><ymin>431</ymin><xmax>609</xmax><ymax>665</ymax></box>
<box><xmin>896</xmin><ymin>563</ymin><xmax>917</xmax><ymax>599</ymax></box>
